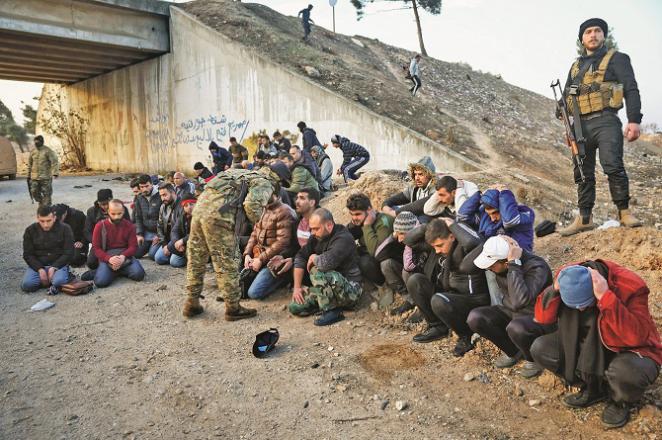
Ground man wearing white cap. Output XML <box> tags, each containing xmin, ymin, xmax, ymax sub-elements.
<box><xmin>467</xmin><ymin>235</ymin><xmax>554</xmax><ymax>377</ymax></box>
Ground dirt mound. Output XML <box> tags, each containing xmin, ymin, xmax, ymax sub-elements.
<box><xmin>359</xmin><ymin>343</ymin><xmax>425</xmax><ymax>381</ymax></box>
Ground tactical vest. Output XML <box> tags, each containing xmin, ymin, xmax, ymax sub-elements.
<box><xmin>566</xmin><ymin>49</ymin><xmax>624</xmax><ymax>116</ymax></box>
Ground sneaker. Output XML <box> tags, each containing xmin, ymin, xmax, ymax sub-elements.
<box><xmin>224</xmin><ymin>304</ymin><xmax>257</xmax><ymax>321</ymax></box>
<box><xmin>452</xmin><ymin>336</ymin><xmax>474</xmax><ymax>357</ymax></box>
<box><xmin>520</xmin><ymin>361</ymin><xmax>543</xmax><ymax>379</ymax></box>
<box><xmin>562</xmin><ymin>387</ymin><xmax>607</xmax><ymax>409</ymax></box>
<box><xmin>314</xmin><ymin>308</ymin><xmax>345</xmax><ymax>326</ymax></box>
<box><xmin>495</xmin><ymin>352</ymin><xmax>522</xmax><ymax>368</ymax></box>
<box><xmin>601</xmin><ymin>401</ymin><xmax>630</xmax><ymax>428</ymax></box>
<box><xmin>412</xmin><ymin>326</ymin><xmax>449</xmax><ymax>343</ymax></box>
<box><xmin>389</xmin><ymin>301</ymin><xmax>415</xmax><ymax>316</ymax></box>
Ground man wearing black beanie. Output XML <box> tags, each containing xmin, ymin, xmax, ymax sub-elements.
<box><xmin>559</xmin><ymin>18</ymin><xmax>643</xmax><ymax>236</ymax></box>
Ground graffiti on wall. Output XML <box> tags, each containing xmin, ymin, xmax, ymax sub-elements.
<box><xmin>146</xmin><ymin>112</ymin><xmax>250</xmax><ymax>151</ymax></box>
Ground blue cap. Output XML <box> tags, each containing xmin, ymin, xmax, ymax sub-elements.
<box><xmin>558</xmin><ymin>265</ymin><xmax>595</xmax><ymax>309</ymax></box>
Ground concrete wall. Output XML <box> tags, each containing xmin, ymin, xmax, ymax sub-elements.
<box><xmin>38</xmin><ymin>7</ymin><xmax>477</xmax><ymax>174</ymax></box>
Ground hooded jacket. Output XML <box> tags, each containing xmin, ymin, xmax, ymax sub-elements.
<box><xmin>457</xmin><ymin>189</ymin><xmax>535</xmax><ymax>251</ymax></box>
<box><xmin>337</xmin><ymin>136</ymin><xmax>370</xmax><ymax>172</ymax></box>
<box><xmin>383</xmin><ymin>156</ymin><xmax>436</xmax><ymax>216</ymax></box>
<box><xmin>313</xmin><ymin>147</ymin><xmax>333</xmax><ymax>192</ymax></box>
<box><xmin>535</xmin><ymin>260</ymin><xmax>662</xmax><ymax>365</ymax></box>
<box><xmin>210</xmin><ymin>142</ymin><xmax>233</xmax><ymax>169</ymax></box>
<box><xmin>301</xmin><ymin>127</ymin><xmax>322</xmax><ymax>152</ymax></box>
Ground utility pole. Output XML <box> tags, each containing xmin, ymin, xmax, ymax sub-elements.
<box><xmin>329</xmin><ymin>0</ymin><xmax>337</xmax><ymax>33</ymax></box>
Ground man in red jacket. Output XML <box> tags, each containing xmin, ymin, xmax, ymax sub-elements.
<box><xmin>531</xmin><ymin>260</ymin><xmax>661</xmax><ymax>428</ymax></box>
<box><xmin>92</xmin><ymin>200</ymin><xmax>146</xmax><ymax>288</ymax></box>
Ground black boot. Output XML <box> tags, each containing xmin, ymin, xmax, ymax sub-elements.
<box><xmin>562</xmin><ymin>385</ymin><xmax>607</xmax><ymax>409</ymax></box>
<box><xmin>314</xmin><ymin>308</ymin><xmax>345</xmax><ymax>326</ymax></box>
<box><xmin>601</xmin><ymin>401</ymin><xmax>630</xmax><ymax>429</ymax></box>
<box><xmin>452</xmin><ymin>335</ymin><xmax>474</xmax><ymax>357</ymax></box>
<box><xmin>412</xmin><ymin>325</ymin><xmax>449</xmax><ymax>343</ymax></box>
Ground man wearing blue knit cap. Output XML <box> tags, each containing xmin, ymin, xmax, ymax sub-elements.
<box><xmin>531</xmin><ymin>261</ymin><xmax>661</xmax><ymax>428</ymax></box>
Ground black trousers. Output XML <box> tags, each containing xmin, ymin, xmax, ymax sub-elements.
<box><xmin>71</xmin><ymin>250</ymin><xmax>87</xmax><ymax>267</ymax></box>
<box><xmin>87</xmin><ymin>251</ymin><xmax>99</xmax><ymax>270</ymax></box>
<box><xmin>407</xmin><ymin>273</ymin><xmax>490</xmax><ymax>335</ymax></box>
<box><xmin>358</xmin><ymin>253</ymin><xmax>385</xmax><ymax>286</ymax></box>
<box><xmin>575</xmin><ymin>112</ymin><xmax>630</xmax><ymax>215</ymax></box>
<box><xmin>467</xmin><ymin>306</ymin><xmax>555</xmax><ymax>360</ymax></box>
<box><xmin>531</xmin><ymin>331</ymin><xmax>660</xmax><ymax>403</ymax></box>
<box><xmin>409</xmin><ymin>75</ymin><xmax>422</xmax><ymax>95</ymax></box>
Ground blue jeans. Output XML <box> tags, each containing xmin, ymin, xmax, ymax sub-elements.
<box><xmin>21</xmin><ymin>266</ymin><xmax>71</xmax><ymax>292</ymax></box>
<box><xmin>94</xmin><ymin>259</ymin><xmax>145</xmax><ymax>288</ymax></box>
<box><xmin>247</xmin><ymin>267</ymin><xmax>288</xmax><ymax>299</ymax></box>
<box><xmin>154</xmin><ymin>246</ymin><xmax>187</xmax><ymax>268</ymax></box>
<box><xmin>135</xmin><ymin>231</ymin><xmax>160</xmax><ymax>260</ymax></box>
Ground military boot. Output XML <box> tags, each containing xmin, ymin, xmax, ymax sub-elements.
<box><xmin>618</xmin><ymin>209</ymin><xmax>642</xmax><ymax>228</ymax></box>
<box><xmin>225</xmin><ymin>303</ymin><xmax>257</xmax><ymax>321</ymax></box>
<box><xmin>183</xmin><ymin>297</ymin><xmax>204</xmax><ymax>318</ymax></box>
<box><xmin>559</xmin><ymin>215</ymin><xmax>596</xmax><ymax>237</ymax></box>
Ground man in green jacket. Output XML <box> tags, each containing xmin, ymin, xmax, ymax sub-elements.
<box><xmin>282</xmin><ymin>152</ymin><xmax>318</xmax><ymax>203</ymax></box>
<box><xmin>346</xmin><ymin>193</ymin><xmax>405</xmax><ymax>299</ymax></box>
<box><xmin>27</xmin><ymin>135</ymin><xmax>59</xmax><ymax>207</ymax></box>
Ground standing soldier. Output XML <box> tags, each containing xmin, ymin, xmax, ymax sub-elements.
<box><xmin>27</xmin><ymin>135</ymin><xmax>59</xmax><ymax>207</ymax></box>
<box><xmin>182</xmin><ymin>162</ymin><xmax>291</xmax><ymax>321</ymax></box>
<box><xmin>559</xmin><ymin>18</ymin><xmax>642</xmax><ymax>236</ymax></box>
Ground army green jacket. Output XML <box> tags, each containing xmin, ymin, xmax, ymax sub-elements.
<box><xmin>28</xmin><ymin>145</ymin><xmax>59</xmax><ymax>180</ymax></box>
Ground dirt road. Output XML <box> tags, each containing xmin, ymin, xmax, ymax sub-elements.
<box><xmin>0</xmin><ymin>175</ymin><xmax>659</xmax><ymax>439</ymax></box>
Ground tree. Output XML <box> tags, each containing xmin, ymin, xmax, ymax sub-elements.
<box><xmin>0</xmin><ymin>99</ymin><xmax>28</xmax><ymax>147</ymax></box>
<box><xmin>22</xmin><ymin>104</ymin><xmax>37</xmax><ymax>134</ymax></box>
<box><xmin>351</xmin><ymin>0</ymin><xmax>442</xmax><ymax>57</ymax></box>
<box><xmin>576</xmin><ymin>26</ymin><xmax>618</xmax><ymax>56</ymax></box>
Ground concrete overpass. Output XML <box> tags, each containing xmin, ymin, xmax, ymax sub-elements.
<box><xmin>0</xmin><ymin>0</ymin><xmax>170</xmax><ymax>84</ymax></box>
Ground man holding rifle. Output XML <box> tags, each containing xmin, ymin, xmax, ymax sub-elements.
<box><xmin>555</xmin><ymin>18</ymin><xmax>642</xmax><ymax>236</ymax></box>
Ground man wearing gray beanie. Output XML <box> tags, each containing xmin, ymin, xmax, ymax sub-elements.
<box><xmin>559</xmin><ymin>18</ymin><xmax>643</xmax><ymax>236</ymax></box>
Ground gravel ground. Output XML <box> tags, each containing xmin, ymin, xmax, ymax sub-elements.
<box><xmin>0</xmin><ymin>174</ymin><xmax>659</xmax><ymax>440</ymax></box>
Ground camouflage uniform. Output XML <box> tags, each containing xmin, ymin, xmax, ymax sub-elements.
<box><xmin>289</xmin><ymin>267</ymin><xmax>363</xmax><ymax>314</ymax></box>
<box><xmin>27</xmin><ymin>145</ymin><xmax>59</xmax><ymax>206</ymax></box>
<box><xmin>185</xmin><ymin>168</ymin><xmax>279</xmax><ymax>307</ymax></box>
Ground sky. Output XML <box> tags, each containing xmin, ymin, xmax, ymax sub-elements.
<box><xmin>1</xmin><ymin>0</ymin><xmax>661</xmax><ymax>127</ymax></box>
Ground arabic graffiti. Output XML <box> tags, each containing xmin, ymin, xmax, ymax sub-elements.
<box><xmin>146</xmin><ymin>112</ymin><xmax>250</xmax><ymax>151</ymax></box>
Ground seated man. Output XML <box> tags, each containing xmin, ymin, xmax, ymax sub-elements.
<box><xmin>253</xmin><ymin>150</ymin><xmax>269</xmax><ymax>171</ymax></box>
<box><xmin>209</xmin><ymin>141</ymin><xmax>232</xmax><ymax>174</ymax></box>
<box><xmin>290</xmin><ymin>144</ymin><xmax>322</xmax><ymax>185</ymax></box>
<box><xmin>457</xmin><ymin>184</ymin><xmax>535</xmax><ymax>251</ymax></box>
<box><xmin>53</xmin><ymin>203</ymin><xmax>88</xmax><ymax>267</ymax></box>
<box><xmin>134</xmin><ymin>174</ymin><xmax>162</xmax><ymax>259</ymax></box>
<box><xmin>167</xmin><ymin>196</ymin><xmax>196</xmax><ymax>269</ymax></box>
<box><xmin>228</xmin><ymin>137</ymin><xmax>249</xmax><ymax>168</ymax></box>
<box><xmin>331</xmin><ymin>135</ymin><xmax>370</xmax><ymax>183</ymax></box>
<box><xmin>531</xmin><ymin>262</ymin><xmax>661</xmax><ymax>428</ymax></box>
<box><xmin>311</xmin><ymin>145</ymin><xmax>333</xmax><ymax>194</ymax></box>
<box><xmin>424</xmin><ymin>176</ymin><xmax>479</xmax><ymax>219</ymax></box>
<box><xmin>266</xmin><ymin>188</ymin><xmax>320</xmax><ymax>287</ymax></box>
<box><xmin>273</xmin><ymin>130</ymin><xmax>292</xmax><ymax>152</ymax></box>
<box><xmin>91</xmin><ymin>200</ymin><xmax>145</xmax><ymax>288</ymax></box>
<box><xmin>164</xmin><ymin>171</ymin><xmax>176</xmax><ymax>185</ymax></box>
<box><xmin>173</xmin><ymin>172</ymin><xmax>195</xmax><ymax>199</ymax></box>
<box><xmin>289</xmin><ymin>208</ymin><xmax>362</xmax><ymax>326</ymax></box>
<box><xmin>257</xmin><ymin>134</ymin><xmax>278</xmax><ymax>157</ymax></box>
<box><xmin>85</xmin><ymin>189</ymin><xmax>130</xmax><ymax>269</ymax></box>
<box><xmin>129</xmin><ymin>178</ymin><xmax>140</xmax><ymax>221</ymax></box>
<box><xmin>282</xmin><ymin>152</ymin><xmax>318</xmax><ymax>204</ymax></box>
<box><xmin>346</xmin><ymin>193</ymin><xmax>405</xmax><ymax>303</ymax></box>
<box><xmin>242</xmin><ymin>191</ymin><xmax>296</xmax><ymax>299</ymax></box>
<box><xmin>21</xmin><ymin>205</ymin><xmax>73</xmax><ymax>293</ymax></box>
<box><xmin>407</xmin><ymin>218</ymin><xmax>489</xmax><ymax>356</ymax></box>
<box><xmin>467</xmin><ymin>236</ymin><xmax>554</xmax><ymax>377</ymax></box>
<box><xmin>382</xmin><ymin>156</ymin><xmax>436</xmax><ymax>218</ymax></box>
<box><xmin>154</xmin><ymin>183</ymin><xmax>183</xmax><ymax>267</ymax></box>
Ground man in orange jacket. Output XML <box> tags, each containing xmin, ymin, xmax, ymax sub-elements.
<box><xmin>531</xmin><ymin>260</ymin><xmax>661</xmax><ymax>428</ymax></box>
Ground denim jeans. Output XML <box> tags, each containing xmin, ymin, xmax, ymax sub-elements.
<box><xmin>94</xmin><ymin>259</ymin><xmax>145</xmax><ymax>288</ymax></box>
<box><xmin>21</xmin><ymin>266</ymin><xmax>71</xmax><ymax>292</ymax></box>
<box><xmin>135</xmin><ymin>231</ymin><xmax>160</xmax><ymax>260</ymax></box>
<box><xmin>247</xmin><ymin>267</ymin><xmax>288</xmax><ymax>299</ymax></box>
<box><xmin>154</xmin><ymin>246</ymin><xmax>187</xmax><ymax>268</ymax></box>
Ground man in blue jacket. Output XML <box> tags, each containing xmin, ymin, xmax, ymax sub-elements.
<box><xmin>208</xmin><ymin>141</ymin><xmax>232</xmax><ymax>174</ymax></box>
<box><xmin>457</xmin><ymin>184</ymin><xmax>534</xmax><ymax>251</ymax></box>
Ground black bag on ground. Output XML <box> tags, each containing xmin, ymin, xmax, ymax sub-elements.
<box><xmin>535</xmin><ymin>220</ymin><xmax>557</xmax><ymax>237</ymax></box>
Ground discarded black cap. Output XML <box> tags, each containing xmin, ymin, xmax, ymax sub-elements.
<box><xmin>535</xmin><ymin>220</ymin><xmax>556</xmax><ymax>238</ymax></box>
<box><xmin>252</xmin><ymin>328</ymin><xmax>279</xmax><ymax>358</ymax></box>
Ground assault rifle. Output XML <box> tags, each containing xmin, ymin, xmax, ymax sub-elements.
<box><xmin>27</xmin><ymin>177</ymin><xmax>34</xmax><ymax>203</ymax></box>
<box><xmin>550</xmin><ymin>79</ymin><xmax>586</xmax><ymax>183</ymax></box>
